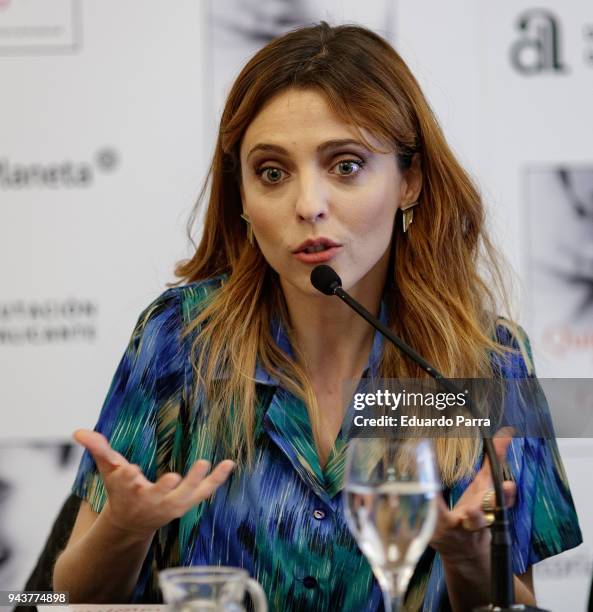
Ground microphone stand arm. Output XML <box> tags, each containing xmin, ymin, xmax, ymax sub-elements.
<box><xmin>333</xmin><ymin>286</ymin><xmax>540</xmax><ymax>611</ymax></box>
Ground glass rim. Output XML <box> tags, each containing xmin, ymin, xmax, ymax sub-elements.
<box><xmin>343</xmin><ymin>437</ymin><xmax>440</xmax><ymax>488</ymax></box>
<box><xmin>159</xmin><ymin>566</ymin><xmax>249</xmax><ymax>583</ymax></box>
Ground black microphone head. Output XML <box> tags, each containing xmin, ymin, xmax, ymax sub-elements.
<box><xmin>310</xmin><ymin>265</ymin><xmax>342</xmax><ymax>296</ymax></box>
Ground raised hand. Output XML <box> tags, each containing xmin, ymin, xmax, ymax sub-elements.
<box><xmin>429</xmin><ymin>429</ymin><xmax>516</xmax><ymax>562</ymax></box>
<box><xmin>73</xmin><ymin>429</ymin><xmax>235</xmax><ymax>539</ymax></box>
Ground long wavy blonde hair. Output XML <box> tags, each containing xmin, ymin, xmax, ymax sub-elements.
<box><xmin>174</xmin><ymin>22</ymin><xmax>528</xmax><ymax>485</ymax></box>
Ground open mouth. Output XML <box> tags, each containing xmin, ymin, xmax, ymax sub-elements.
<box><xmin>303</xmin><ymin>244</ymin><xmax>330</xmax><ymax>254</ymax></box>
<box><xmin>293</xmin><ymin>238</ymin><xmax>341</xmax><ymax>254</ymax></box>
<box><xmin>292</xmin><ymin>241</ymin><xmax>341</xmax><ymax>264</ymax></box>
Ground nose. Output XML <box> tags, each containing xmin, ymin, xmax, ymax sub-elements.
<box><xmin>294</xmin><ymin>171</ymin><xmax>328</xmax><ymax>223</ymax></box>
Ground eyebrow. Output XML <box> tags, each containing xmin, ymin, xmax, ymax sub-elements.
<box><xmin>246</xmin><ymin>138</ymin><xmax>370</xmax><ymax>161</ymax></box>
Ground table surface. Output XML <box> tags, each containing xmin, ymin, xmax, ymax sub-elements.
<box><xmin>38</xmin><ymin>606</ymin><xmax>166</xmax><ymax>612</ymax></box>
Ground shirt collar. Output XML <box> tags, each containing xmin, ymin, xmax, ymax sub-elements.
<box><xmin>259</xmin><ymin>299</ymin><xmax>388</xmax><ymax>502</ymax></box>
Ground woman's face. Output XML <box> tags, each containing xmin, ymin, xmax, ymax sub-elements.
<box><xmin>239</xmin><ymin>88</ymin><xmax>418</xmax><ymax>297</ymax></box>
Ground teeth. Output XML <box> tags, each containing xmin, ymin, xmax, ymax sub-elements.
<box><xmin>305</xmin><ymin>244</ymin><xmax>328</xmax><ymax>253</ymax></box>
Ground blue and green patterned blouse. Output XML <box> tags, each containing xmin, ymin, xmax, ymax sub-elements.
<box><xmin>73</xmin><ymin>276</ymin><xmax>582</xmax><ymax>611</ymax></box>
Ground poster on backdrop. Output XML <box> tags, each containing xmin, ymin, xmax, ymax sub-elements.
<box><xmin>523</xmin><ymin>170</ymin><xmax>593</xmax><ymax>609</ymax></box>
<box><xmin>205</xmin><ymin>0</ymin><xmax>396</xmax><ymax>142</ymax></box>
<box><xmin>524</xmin><ymin>166</ymin><xmax>593</xmax><ymax>377</ymax></box>
<box><xmin>0</xmin><ymin>0</ymin><xmax>80</xmax><ymax>54</ymax></box>
<box><xmin>0</xmin><ymin>443</ymin><xmax>81</xmax><ymax>591</ymax></box>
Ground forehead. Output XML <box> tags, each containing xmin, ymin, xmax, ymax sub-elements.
<box><xmin>240</xmin><ymin>88</ymin><xmax>383</xmax><ymax>153</ymax></box>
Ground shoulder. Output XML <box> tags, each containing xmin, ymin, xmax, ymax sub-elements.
<box><xmin>118</xmin><ymin>275</ymin><xmax>227</xmax><ymax>383</ymax></box>
<box><xmin>132</xmin><ymin>275</ymin><xmax>227</xmax><ymax>341</ymax></box>
<box><xmin>491</xmin><ymin>317</ymin><xmax>535</xmax><ymax>378</ymax></box>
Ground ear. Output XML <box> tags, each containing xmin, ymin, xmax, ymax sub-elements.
<box><xmin>400</xmin><ymin>153</ymin><xmax>422</xmax><ymax>205</ymax></box>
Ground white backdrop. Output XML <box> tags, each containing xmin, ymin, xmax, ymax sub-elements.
<box><xmin>0</xmin><ymin>0</ymin><xmax>591</xmax><ymax>608</ymax></box>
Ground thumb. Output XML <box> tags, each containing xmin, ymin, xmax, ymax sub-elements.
<box><xmin>492</xmin><ymin>427</ymin><xmax>515</xmax><ymax>461</ymax></box>
<box><xmin>482</xmin><ymin>427</ymin><xmax>514</xmax><ymax>479</ymax></box>
<box><xmin>73</xmin><ymin>429</ymin><xmax>127</xmax><ymax>475</ymax></box>
<box><xmin>435</xmin><ymin>492</ymin><xmax>460</xmax><ymax>530</ymax></box>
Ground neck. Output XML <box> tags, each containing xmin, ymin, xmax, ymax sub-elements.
<box><xmin>280</xmin><ymin>268</ymin><xmax>386</xmax><ymax>385</ymax></box>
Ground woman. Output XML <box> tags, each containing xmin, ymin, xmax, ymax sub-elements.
<box><xmin>53</xmin><ymin>23</ymin><xmax>582</xmax><ymax>611</ymax></box>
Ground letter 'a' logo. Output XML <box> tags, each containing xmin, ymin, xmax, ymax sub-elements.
<box><xmin>510</xmin><ymin>9</ymin><xmax>568</xmax><ymax>75</ymax></box>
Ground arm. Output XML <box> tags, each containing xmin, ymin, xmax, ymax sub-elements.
<box><xmin>53</xmin><ymin>501</ymin><xmax>153</xmax><ymax>603</ymax></box>
<box><xmin>439</xmin><ymin>323</ymin><xmax>583</xmax><ymax>611</ymax></box>
<box><xmin>53</xmin><ymin>430</ymin><xmax>234</xmax><ymax>603</ymax></box>
<box><xmin>430</xmin><ymin>430</ymin><xmax>536</xmax><ymax>612</ymax></box>
<box><xmin>442</xmin><ymin>553</ymin><xmax>535</xmax><ymax>612</ymax></box>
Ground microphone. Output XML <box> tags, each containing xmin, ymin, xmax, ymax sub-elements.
<box><xmin>310</xmin><ymin>265</ymin><xmax>341</xmax><ymax>295</ymax></box>
<box><xmin>311</xmin><ymin>264</ymin><xmax>547</xmax><ymax>612</ymax></box>
<box><xmin>311</xmin><ymin>265</ymin><xmax>442</xmax><ymax>379</ymax></box>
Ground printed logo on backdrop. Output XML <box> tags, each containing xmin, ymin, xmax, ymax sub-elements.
<box><xmin>0</xmin><ymin>298</ymin><xmax>98</xmax><ymax>345</ymax></box>
<box><xmin>0</xmin><ymin>0</ymin><xmax>81</xmax><ymax>55</ymax></box>
<box><xmin>535</xmin><ymin>545</ymin><xmax>592</xmax><ymax>581</ymax></box>
<box><xmin>510</xmin><ymin>8</ymin><xmax>593</xmax><ymax>74</ymax></box>
<box><xmin>510</xmin><ymin>9</ymin><xmax>567</xmax><ymax>75</ymax></box>
<box><xmin>0</xmin><ymin>147</ymin><xmax>119</xmax><ymax>189</ymax></box>
<box><xmin>525</xmin><ymin>167</ymin><xmax>593</xmax><ymax>376</ymax></box>
<box><xmin>586</xmin><ymin>24</ymin><xmax>593</xmax><ymax>66</ymax></box>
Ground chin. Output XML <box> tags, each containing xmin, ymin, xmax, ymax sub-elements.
<box><xmin>339</xmin><ymin>268</ymin><xmax>386</xmax><ymax>298</ymax></box>
<box><xmin>278</xmin><ymin>265</ymin><xmax>328</xmax><ymax>297</ymax></box>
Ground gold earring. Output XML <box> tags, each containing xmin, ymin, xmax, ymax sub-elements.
<box><xmin>401</xmin><ymin>201</ymin><xmax>418</xmax><ymax>233</ymax></box>
<box><xmin>240</xmin><ymin>213</ymin><xmax>254</xmax><ymax>246</ymax></box>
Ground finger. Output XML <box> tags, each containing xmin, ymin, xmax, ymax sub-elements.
<box><xmin>493</xmin><ymin>427</ymin><xmax>515</xmax><ymax>462</ymax></box>
<box><xmin>165</xmin><ymin>459</ymin><xmax>219</xmax><ymax>506</ymax></box>
<box><xmin>153</xmin><ymin>472</ymin><xmax>184</xmax><ymax>494</ymax></box>
<box><xmin>435</xmin><ymin>493</ymin><xmax>449</xmax><ymax>516</ymax></box>
<box><xmin>189</xmin><ymin>460</ymin><xmax>235</xmax><ymax>502</ymax></box>
<box><xmin>170</xmin><ymin>460</ymin><xmax>213</xmax><ymax>499</ymax></box>
<box><xmin>503</xmin><ymin>481</ymin><xmax>517</xmax><ymax>508</ymax></box>
<box><xmin>435</xmin><ymin>493</ymin><xmax>460</xmax><ymax>530</ymax></box>
<box><xmin>479</xmin><ymin>427</ymin><xmax>515</xmax><ymax>481</ymax></box>
<box><xmin>73</xmin><ymin>429</ymin><xmax>127</xmax><ymax>474</ymax></box>
<box><xmin>460</xmin><ymin>504</ymin><xmax>491</xmax><ymax>531</ymax></box>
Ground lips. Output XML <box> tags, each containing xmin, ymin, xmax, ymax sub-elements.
<box><xmin>292</xmin><ymin>237</ymin><xmax>341</xmax><ymax>254</ymax></box>
<box><xmin>292</xmin><ymin>237</ymin><xmax>342</xmax><ymax>264</ymax></box>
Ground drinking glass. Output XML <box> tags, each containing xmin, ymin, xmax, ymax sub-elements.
<box><xmin>343</xmin><ymin>438</ymin><xmax>439</xmax><ymax>612</ymax></box>
<box><xmin>159</xmin><ymin>566</ymin><xmax>268</xmax><ymax>612</ymax></box>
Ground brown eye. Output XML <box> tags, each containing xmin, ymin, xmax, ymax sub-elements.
<box><xmin>258</xmin><ymin>167</ymin><xmax>285</xmax><ymax>184</ymax></box>
<box><xmin>333</xmin><ymin>159</ymin><xmax>364</xmax><ymax>176</ymax></box>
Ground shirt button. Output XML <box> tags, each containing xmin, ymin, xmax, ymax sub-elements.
<box><xmin>303</xmin><ymin>576</ymin><xmax>318</xmax><ymax>589</ymax></box>
<box><xmin>312</xmin><ymin>509</ymin><xmax>326</xmax><ymax>520</ymax></box>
